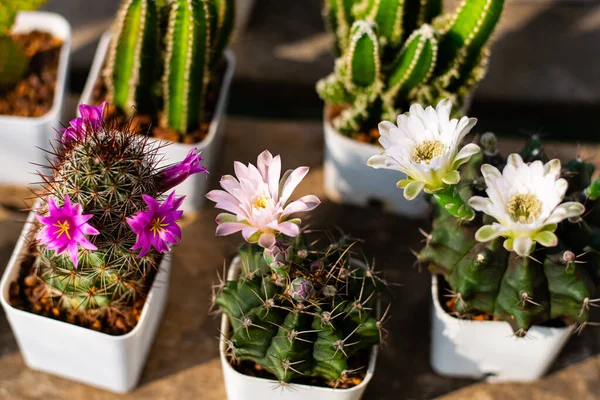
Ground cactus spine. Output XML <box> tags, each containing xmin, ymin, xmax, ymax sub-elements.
<box><xmin>419</xmin><ymin>136</ymin><xmax>599</xmax><ymax>336</ymax></box>
<box><xmin>317</xmin><ymin>0</ymin><xmax>504</xmax><ymax>137</ymax></box>
<box><xmin>215</xmin><ymin>238</ymin><xmax>385</xmax><ymax>385</ymax></box>
<box><xmin>104</xmin><ymin>0</ymin><xmax>234</xmax><ymax>136</ymax></box>
<box><xmin>104</xmin><ymin>0</ymin><xmax>159</xmax><ymax>116</ymax></box>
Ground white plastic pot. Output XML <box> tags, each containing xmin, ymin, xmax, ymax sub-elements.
<box><xmin>323</xmin><ymin>111</ymin><xmax>430</xmax><ymax>218</ymax></box>
<box><xmin>0</xmin><ymin>208</ymin><xmax>172</xmax><ymax>393</ymax></box>
<box><xmin>430</xmin><ymin>275</ymin><xmax>573</xmax><ymax>382</ymax></box>
<box><xmin>235</xmin><ymin>0</ymin><xmax>255</xmax><ymax>33</ymax></box>
<box><xmin>219</xmin><ymin>256</ymin><xmax>378</xmax><ymax>400</ymax></box>
<box><xmin>80</xmin><ymin>32</ymin><xmax>236</xmax><ymax>214</ymax></box>
<box><xmin>0</xmin><ymin>12</ymin><xmax>71</xmax><ymax>186</ymax></box>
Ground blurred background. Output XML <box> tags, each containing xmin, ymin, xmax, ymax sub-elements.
<box><xmin>46</xmin><ymin>0</ymin><xmax>600</xmax><ymax>141</ymax></box>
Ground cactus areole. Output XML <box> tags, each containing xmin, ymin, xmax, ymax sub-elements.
<box><xmin>209</xmin><ymin>152</ymin><xmax>388</xmax><ymax>387</ymax></box>
<box><xmin>12</xmin><ymin>102</ymin><xmax>206</xmax><ymax>335</ymax></box>
<box><xmin>318</xmin><ymin>0</ymin><xmax>504</xmax><ymax>141</ymax></box>
<box><xmin>99</xmin><ymin>0</ymin><xmax>235</xmax><ymax>141</ymax></box>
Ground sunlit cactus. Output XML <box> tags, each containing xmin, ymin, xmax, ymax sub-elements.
<box><xmin>30</xmin><ymin>103</ymin><xmax>205</xmax><ymax>332</ymax></box>
<box><xmin>418</xmin><ymin>134</ymin><xmax>599</xmax><ymax>336</ymax></box>
<box><xmin>318</xmin><ymin>0</ymin><xmax>504</xmax><ymax>136</ymax></box>
<box><xmin>214</xmin><ymin>237</ymin><xmax>386</xmax><ymax>385</ymax></box>
<box><xmin>103</xmin><ymin>0</ymin><xmax>234</xmax><ymax>136</ymax></box>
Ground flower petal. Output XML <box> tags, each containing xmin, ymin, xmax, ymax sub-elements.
<box><xmin>281</xmin><ymin>195</ymin><xmax>321</xmax><ymax>217</ymax></box>
<box><xmin>474</xmin><ymin>224</ymin><xmax>504</xmax><ymax>242</ymax></box>
<box><xmin>216</xmin><ymin>222</ymin><xmax>247</xmax><ymax>236</ymax></box>
<box><xmin>512</xmin><ymin>236</ymin><xmax>534</xmax><ymax>257</ymax></box>
<box><xmin>442</xmin><ymin>170</ymin><xmax>460</xmax><ymax>185</ymax></box>
<box><xmin>533</xmin><ymin>231</ymin><xmax>558</xmax><ymax>248</ymax></box>
<box><xmin>403</xmin><ymin>180</ymin><xmax>425</xmax><ymax>200</ymax></box>
<box><xmin>258</xmin><ymin>232</ymin><xmax>276</xmax><ymax>249</ymax></box>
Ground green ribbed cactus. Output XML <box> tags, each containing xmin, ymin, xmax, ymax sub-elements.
<box><xmin>0</xmin><ymin>0</ymin><xmax>47</xmax><ymax>89</ymax></box>
<box><xmin>104</xmin><ymin>0</ymin><xmax>234</xmax><ymax>135</ymax></box>
<box><xmin>318</xmin><ymin>0</ymin><xmax>504</xmax><ymax>136</ymax></box>
<box><xmin>215</xmin><ymin>237</ymin><xmax>386</xmax><ymax>385</ymax></box>
<box><xmin>29</xmin><ymin>104</ymin><xmax>202</xmax><ymax>332</ymax></box>
<box><xmin>418</xmin><ymin>135</ymin><xmax>600</xmax><ymax>336</ymax></box>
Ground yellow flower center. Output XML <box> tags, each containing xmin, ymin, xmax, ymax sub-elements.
<box><xmin>411</xmin><ymin>140</ymin><xmax>445</xmax><ymax>164</ymax></box>
<box><xmin>150</xmin><ymin>217</ymin><xmax>169</xmax><ymax>237</ymax></box>
<box><xmin>507</xmin><ymin>194</ymin><xmax>542</xmax><ymax>224</ymax></box>
<box><xmin>253</xmin><ymin>195</ymin><xmax>269</xmax><ymax>209</ymax></box>
<box><xmin>53</xmin><ymin>220</ymin><xmax>71</xmax><ymax>239</ymax></box>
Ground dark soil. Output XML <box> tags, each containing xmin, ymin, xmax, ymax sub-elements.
<box><xmin>91</xmin><ymin>58</ymin><xmax>227</xmax><ymax>144</ymax></box>
<box><xmin>230</xmin><ymin>345</ymin><xmax>370</xmax><ymax>389</ymax></box>
<box><xmin>9</xmin><ymin>242</ymin><xmax>161</xmax><ymax>336</ymax></box>
<box><xmin>0</xmin><ymin>31</ymin><xmax>62</xmax><ymax>117</ymax></box>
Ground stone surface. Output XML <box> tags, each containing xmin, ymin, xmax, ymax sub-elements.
<box><xmin>0</xmin><ymin>118</ymin><xmax>598</xmax><ymax>399</ymax></box>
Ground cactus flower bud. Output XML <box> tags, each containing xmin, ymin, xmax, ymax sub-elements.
<box><xmin>289</xmin><ymin>277</ymin><xmax>315</xmax><ymax>302</ymax></box>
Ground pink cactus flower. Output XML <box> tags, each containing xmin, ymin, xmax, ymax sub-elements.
<box><xmin>61</xmin><ymin>101</ymin><xmax>107</xmax><ymax>144</ymax></box>
<box><xmin>160</xmin><ymin>148</ymin><xmax>208</xmax><ymax>191</ymax></box>
<box><xmin>36</xmin><ymin>196</ymin><xmax>100</xmax><ymax>267</ymax></box>
<box><xmin>206</xmin><ymin>150</ymin><xmax>320</xmax><ymax>249</ymax></box>
<box><xmin>126</xmin><ymin>192</ymin><xmax>184</xmax><ymax>257</ymax></box>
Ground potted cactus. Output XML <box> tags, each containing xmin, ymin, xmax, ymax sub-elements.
<box><xmin>206</xmin><ymin>151</ymin><xmax>387</xmax><ymax>399</ymax></box>
<box><xmin>79</xmin><ymin>0</ymin><xmax>235</xmax><ymax>213</ymax></box>
<box><xmin>367</xmin><ymin>98</ymin><xmax>600</xmax><ymax>382</ymax></box>
<box><xmin>0</xmin><ymin>1</ymin><xmax>71</xmax><ymax>185</ymax></box>
<box><xmin>317</xmin><ymin>0</ymin><xmax>504</xmax><ymax>216</ymax></box>
<box><xmin>0</xmin><ymin>103</ymin><xmax>205</xmax><ymax>392</ymax></box>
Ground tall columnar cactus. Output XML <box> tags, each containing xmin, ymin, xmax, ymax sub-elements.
<box><xmin>215</xmin><ymin>238</ymin><xmax>384</xmax><ymax>385</ymax></box>
<box><xmin>318</xmin><ymin>0</ymin><xmax>504</xmax><ymax>136</ymax></box>
<box><xmin>0</xmin><ymin>0</ymin><xmax>47</xmax><ymax>89</ymax></box>
<box><xmin>417</xmin><ymin>135</ymin><xmax>599</xmax><ymax>336</ymax></box>
<box><xmin>104</xmin><ymin>0</ymin><xmax>234</xmax><ymax>136</ymax></box>
<box><xmin>31</xmin><ymin>103</ymin><xmax>205</xmax><ymax>331</ymax></box>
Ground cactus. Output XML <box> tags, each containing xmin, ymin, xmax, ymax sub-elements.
<box><xmin>418</xmin><ymin>135</ymin><xmax>599</xmax><ymax>336</ymax></box>
<box><xmin>0</xmin><ymin>0</ymin><xmax>47</xmax><ymax>89</ymax></box>
<box><xmin>29</xmin><ymin>103</ymin><xmax>203</xmax><ymax>332</ymax></box>
<box><xmin>214</xmin><ymin>237</ymin><xmax>385</xmax><ymax>385</ymax></box>
<box><xmin>103</xmin><ymin>0</ymin><xmax>234</xmax><ymax>136</ymax></box>
<box><xmin>317</xmin><ymin>0</ymin><xmax>504</xmax><ymax>136</ymax></box>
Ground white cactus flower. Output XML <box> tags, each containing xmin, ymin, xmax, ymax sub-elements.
<box><xmin>468</xmin><ymin>154</ymin><xmax>585</xmax><ymax>257</ymax></box>
<box><xmin>367</xmin><ymin>99</ymin><xmax>480</xmax><ymax>200</ymax></box>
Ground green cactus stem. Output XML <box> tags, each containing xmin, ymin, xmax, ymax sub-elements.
<box><xmin>161</xmin><ymin>0</ymin><xmax>211</xmax><ymax>134</ymax></box>
<box><xmin>215</xmin><ymin>237</ymin><xmax>384</xmax><ymax>385</ymax></box>
<box><xmin>420</xmin><ymin>137</ymin><xmax>598</xmax><ymax>336</ymax></box>
<box><xmin>104</xmin><ymin>0</ymin><xmax>159</xmax><ymax>116</ymax></box>
<box><xmin>0</xmin><ymin>37</ymin><xmax>27</xmax><ymax>89</ymax></box>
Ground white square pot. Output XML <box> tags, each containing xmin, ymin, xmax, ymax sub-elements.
<box><xmin>219</xmin><ymin>256</ymin><xmax>378</xmax><ymax>400</ymax></box>
<box><xmin>0</xmin><ymin>12</ymin><xmax>71</xmax><ymax>186</ymax></box>
<box><xmin>0</xmin><ymin>208</ymin><xmax>172</xmax><ymax>393</ymax></box>
<box><xmin>430</xmin><ymin>275</ymin><xmax>573</xmax><ymax>382</ymax></box>
<box><xmin>323</xmin><ymin>110</ymin><xmax>430</xmax><ymax>218</ymax></box>
<box><xmin>79</xmin><ymin>32</ymin><xmax>236</xmax><ymax>214</ymax></box>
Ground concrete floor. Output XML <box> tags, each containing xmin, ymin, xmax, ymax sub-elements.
<box><xmin>0</xmin><ymin>118</ymin><xmax>598</xmax><ymax>399</ymax></box>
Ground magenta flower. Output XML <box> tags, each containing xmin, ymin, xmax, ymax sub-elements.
<box><xmin>160</xmin><ymin>148</ymin><xmax>208</xmax><ymax>191</ymax></box>
<box><xmin>36</xmin><ymin>196</ymin><xmax>100</xmax><ymax>267</ymax></box>
<box><xmin>206</xmin><ymin>150</ymin><xmax>320</xmax><ymax>249</ymax></box>
<box><xmin>126</xmin><ymin>192</ymin><xmax>184</xmax><ymax>257</ymax></box>
<box><xmin>61</xmin><ymin>101</ymin><xmax>107</xmax><ymax>144</ymax></box>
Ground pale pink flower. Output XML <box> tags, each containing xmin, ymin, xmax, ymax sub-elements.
<box><xmin>206</xmin><ymin>150</ymin><xmax>320</xmax><ymax>248</ymax></box>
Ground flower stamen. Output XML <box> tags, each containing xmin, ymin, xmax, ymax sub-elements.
<box><xmin>507</xmin><ymin>193</ymin><xmax>542</xmax><ymax>224</ymax></box>
<box><xmin>253</xmin><ymin>195</ymin><xmax>269</xmax><ymax>209</ymax></box>
<box><xmin>53</xmin><ymin>220</ymin><xmax>72</xmax><ymax>240</ymax></box>
<box><xmin>150</xmin><ymin>216</ymin><xmax>169</xmax><ymax>237</ymax></box>
<box><xmin>411</xmin><ymin>140</ymin><xmax>445</xmax><ymax>164</ymax></box>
